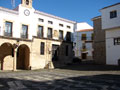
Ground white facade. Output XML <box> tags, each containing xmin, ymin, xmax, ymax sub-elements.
<box><xmin>0</xmin><ymin>4</ymin><xmax>75</xmax><ymax>40</ymax></box>
<box><xmin>106</xmin><ymin>28</ymin><xmax>120</xmax><ymax>65</ymax></box>
<box><xmin>100</xmin><ymin>3</ymin><xmax>120</xmax><ymax>30</ymax></box>
<box><xmin>100</xmin><ymin>3</ymin><xmax>120</xmax><ymax>65</ymax></box>
<box><xmin>74</xmin><ymin>22</ymin><xmax>93</xmax><ymax>60</ymax></box>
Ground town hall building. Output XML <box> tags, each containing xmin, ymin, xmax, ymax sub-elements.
<box><xmin>0</xmin><ymin>0</ymin><xmax>75</xmax><ymax>70</ymax></box>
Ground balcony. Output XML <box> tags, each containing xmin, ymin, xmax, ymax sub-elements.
<box><xmin>81</xmin><ymin>37</ymin><xmax>93</xmax><ymax>42</ymax></box>
<box><xmin>4</xmin><ymin>32</ymin><xmax>12</xmax><ymax>37</ymax></box>
<box><xmin>21</xmin><ymin>34</ymin><xmax>28</xmax><ymax>39</ymax></box>
<box><xmin>37</xmin><ymin>32</ymin><xmax>43</xmax><ymax>38</ymax></box>
<box><xmin>47</xmin><ymin>35</ymin><xmax>52</xmax><ymax>39</ymax></box>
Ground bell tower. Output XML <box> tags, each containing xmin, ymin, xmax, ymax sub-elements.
<box><xmin>21</xmin><ymin>0</ymin><xmax>32</xmax><ymax>8</ymax></box>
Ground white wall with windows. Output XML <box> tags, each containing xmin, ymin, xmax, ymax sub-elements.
<box><xmin>0</xmin><ymin>3</ymin><xmax>75</xmax><ymax>41</ymax></box>
<box><xmin>106</xmin><ymin>28</ymin><xmax>120</xmax><ymax>65</ymax></box>
<box><xmin>74</xmin><ymin>22</ymin><xmax>93</xmax><ymax>60</ymax></box>
<box><xmin>74</xmin><ymin>31</ymin><xmax>93</xmax><ymax>59</ymax></box>
<box><xmin>100</xmin><ymin>3</ymin><xmax>120</xmax><ymax>30</ymax></box>
<box><xmin>100</xmin><ymin>3</ymin><xmax>120</xmax><ymax>65</ymax></box>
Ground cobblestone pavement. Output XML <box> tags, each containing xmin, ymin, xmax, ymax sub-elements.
<box><xmin>0</xmin><ymin>66</ymin><xmax>120</xmax><ymax>90</ymax></box>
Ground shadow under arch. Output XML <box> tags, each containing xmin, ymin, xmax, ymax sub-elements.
<box><xmin>17</xmin><ymin>44</ymin><xmax>30</xmax><ymax>70</ymax></box>
<box><xmin>0</xmin><ymin>42</ymin><xmax>13</xmax><ymax>70</ymax></box>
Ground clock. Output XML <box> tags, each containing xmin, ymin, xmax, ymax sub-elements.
<box><xmin>24</xmin><ymin>9</ymin><xmax>30</xmax><ymax>16</ymax></box>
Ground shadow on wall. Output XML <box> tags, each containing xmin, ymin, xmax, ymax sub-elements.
<box><xmin>51</xmin><ymin>41</ymin><xmax>74</xmax><ymax>68</ymax></box>
<box><xmin>0</xmin><ymin>74</ymin><xmax>120</xmax><ymax>89</ymax></box>
<box><xmin>51</xmin><ymin>32</ymin><xmax>74</xmax><ymax>68</ymax></box>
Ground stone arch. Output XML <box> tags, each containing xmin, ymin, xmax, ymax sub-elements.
<box><xmin>0</xmin><ymin>42</ymin><xmax>13</xmax><ymax>70</ymax></box>
<box><xmin>17</xmin><ymin>44</ymin><xmax>30</xmax><ymax>70</ymax></box>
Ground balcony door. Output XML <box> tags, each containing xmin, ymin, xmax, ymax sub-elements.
<box><xmin>21</xmin><ymin>25</ymin><xmax>28</xmax><ymax>39</ymax></box>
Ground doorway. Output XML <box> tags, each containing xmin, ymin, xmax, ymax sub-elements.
<box><xmin>17</xmin><ymin>44</ymin><xmax>30</xmax><ymax>70</ymax></box>
<box><xmin>81</xmin><ymin>53</ymin><xmax>87</xmax><ymax>59</ymax></box>
<box><xmin>52</xmin><ymin>44</ymin><xmax>59</xmax><ymax>61</ymax></box>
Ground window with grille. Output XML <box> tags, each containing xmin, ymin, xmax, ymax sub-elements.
<box><xmin>81</xmin><ymin>34</ymin><xmax>86</xmax><ymax>40</ymax></box>
<box><xmin>59</xmin><ymin>30</ymin><xmax>63</xmax><ymax>40</ymax></box>
<box><xmin>40</xmin><ymin>42</ymin><xmax>45</xmax><ymax>55</ymax></box>
<box><xmin>110</xmin><ymin>10</ymin><xmax>117</xmax><ymax>19</ymax></box>
<box><xmin>114</xmin><ymin>37</ymin><xmax>120</xmax><ymax>45</ymax></box>
<box><xmin>5</xmin><ymin>21</ymin><xmax>12</xmax><ymax>37</ymax></box>
<box><xmin>47</xmin><ymin>28</ymin><xmax>52</xmax><ymax>39</ymax></box>
<box><xmin>37</xmin><ymin>25</ymin><xmax>43</xmax><ymax>38</ymax></box>
<box><xmin>21</xmin><ymin>25</ymin><xmax>28</xmax><ymax>39</ymax></box>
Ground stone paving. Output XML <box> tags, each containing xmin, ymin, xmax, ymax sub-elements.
<box><xmin>0</xmin><ymin>65</ymin><xmax>120</xmax><ymax>90</ymax></box>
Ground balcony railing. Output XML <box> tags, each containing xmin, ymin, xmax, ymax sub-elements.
<box><xmin>37</xmin><ymin>32</ymin><xmax>43</xmax><ymax>38</ymax></box>
<box><xmin>81</xmin><ymin>37</ymin><xmax>93</xmax><ymax>41</ymax></box>
<box><xmin>4</xmin><ymin>32</ymin><xmax>12</xmax><ymax>37</ymax></box>
<box><xmin>47</xmin><ymin>35</ymin><xmax>52</xmax><ymax>39</ymax></box>
<box><xmin>59</xmin><ymin>36</ymin><xmax>63</xmax><ymax>40</ymax></box>
<box><xmin>21</xmin><ymin>34</ymin><xmax>28</xmax><ymax>39</ymax></box>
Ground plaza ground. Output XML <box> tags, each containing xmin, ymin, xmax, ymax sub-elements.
<box><xmin>0</xmin><ymin>64</ymin><xmax>120</xmax><ymax>90</ymax></box>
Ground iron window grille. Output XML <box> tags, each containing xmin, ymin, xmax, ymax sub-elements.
<box><xmin>4</xmin><ymin>21</ymin><xmax>12</xmax><ymax>37</ymax></box>
<box><xmin>21</xmin><ymin>25</ymin><xmax>28</xmax><ymax>39</ymax></box>
<box><xmin>110</xmin><ymin>10</ymin><xmax>117</xmax><ymax>19</ymax></box>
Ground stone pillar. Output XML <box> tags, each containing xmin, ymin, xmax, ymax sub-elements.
<box><xmin>13</xmin><ymin>48</ymin><xmax>17</xmax><ymax>71</ymax></box>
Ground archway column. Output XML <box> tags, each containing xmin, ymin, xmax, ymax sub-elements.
<box><xmin>13</xmin><ymin>48</ymin><xmax>17</xmax><ymax>71</ymax></box>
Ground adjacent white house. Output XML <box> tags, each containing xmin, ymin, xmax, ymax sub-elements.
<box><xmin>74</xmin><ymin>22</ymin><xmax>93</xmax><ymax>60</ymax></box>
<box><xmin>100</xmin><ymin>3</ymin><xmax>120</xmax><ymax>65</ymax></box>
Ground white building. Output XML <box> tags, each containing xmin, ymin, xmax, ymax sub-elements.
<box><xmin>74</xmin><ymin>22</ymin><xmax>93</xmax><ymax>60</ymax></box>
<box><xmin>100</xmin><ymin>3</ymin><xmax>120</xmax><ymax>65</ymax></box>
<box><xmin>0</xmin><ymin>0</ymin><xmax>74</xmax><ymax>40</ymax></box>
<box><xmin>0</xmin><ymin>0</ymin><xmax>76</xmax><ymax>70</ymax></box>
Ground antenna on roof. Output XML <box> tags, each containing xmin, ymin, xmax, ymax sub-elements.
<box><xmin>11</xmin><ymin>0</ymin><xmax>15</xmax><ymax>9</ymax></box>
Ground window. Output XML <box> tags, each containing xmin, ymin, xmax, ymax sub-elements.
<box><xmin>47</xmin><ymin>28</ymin><xmax>52</xmax><ymax>39</ymax></box>
<box><xmin>65</xmin><ymin>45</ymin><xmax>69</xmax><ymax>56</ymax></box>
<box><xmin>48</xmin><ymin>21</ymin><xmax>53</xmax><ymax>24</ymax></box>
<box><xmin>38</xmin><ymin>18</ymin><xmax>44</xmax><ymax>22</ymax></box>
<box><xmin>91</xmin><ymin>33</ymin><xmax>94</xmax><ymax>40</ymax></box>
<box><xmin>110</xmin><ymin>10</ymin><xmax>117</xmax><ymax>19</ymax></box>
<box><xmin>59</xmin><ymin>24</ymin><xmax>63</xmax><ymax>27</ymax></box>
<box><xmin>59</xmin><ymin>30</ymin><xmax>63</xmax><ymax>40</ymax></box>
<box><xmin>67</xmin><ymin>25</ymin><xmax>71</xmax><ymax>29</ymax></box>
<box><xmin>5</xmin><ymin>21</ymin><xmax>12</xmax><ymax>37</ymax></box>
<box><xmin>40</xmin><ymin>42</ymin><xmax>45</xmax><ymax>55</ymax></box>
<box><xmin>114</xmin><ymin>38</ymin><xmax>120</xmax><ymax>45</ymax></box>
<box><xmin>21</xmin><ymin>25</ymin><xmax>28</xmax><ymax>39</ymax></box>
<box><xmin>82</xmin><ymin>43</ymin><xmax>86</xmax><ymax>49</ymax></box>
<box><xmin>26</xmin><ymin>0</ymin><xmax>29</xmax><ymax>5</ymax></box>
<box><xmin>66</xmin><ymin>32</ymin><xmax>71</xmax><ymax>41</ymax></box>
<box><xmin>81</xmin><ymin>34</ymin><xmax>86</xmax><ymax>40</ymax></box>
<box><xmin>37</xmin><ymin>25</ymin><xmax>43</xmax><ymax>38</ymax></box>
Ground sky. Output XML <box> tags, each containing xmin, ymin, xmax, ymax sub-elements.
<box><xmin>0</xmin><ymin>0</ymin><xmax>120</xmax><ymax>26</ymax></box>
